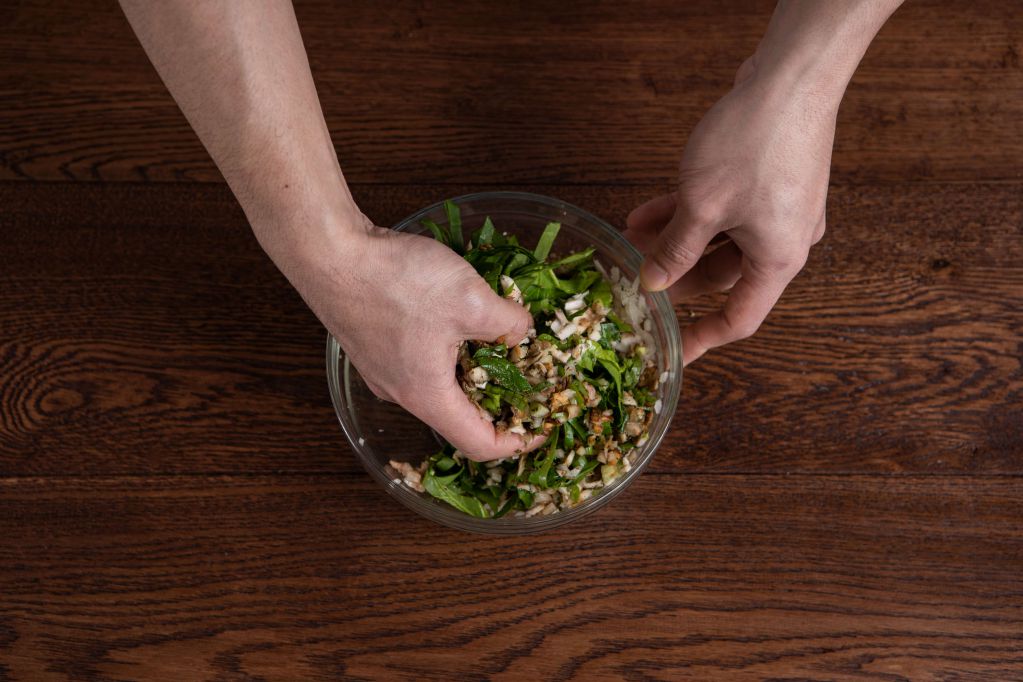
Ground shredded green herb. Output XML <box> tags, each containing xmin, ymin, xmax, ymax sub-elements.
<box><xmin>388</xmin><ymin>202</ymin><xmax>662</xmax><ymax>518</ymax></box>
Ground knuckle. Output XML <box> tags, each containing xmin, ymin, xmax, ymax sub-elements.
<box><xmin>451</xmin><ymin>429</ymin><xmax>498</xmax><ymax>462</ymax></box>
<box><xmin>395</xmin><ymin>367</ymin><xmax>448</xmax><ymax>407</ymax></box>
<box><xmin>385</xmin><ymin>384</ymin><xmax>407</xmax><ymax>405</ymax></box>
<box><xmin>725</xmin><ymin>311</ymin><xmax>762</xmax><ymax>341</ymax></box>
<box><xmin>812</xmin><ymin>221</ymin><xmax>827</xmax><ymax>245</ymax></box>
<box><xmin>367</xmin><ymin>381</ymin><xmax>393</xmax><ymax>403</ymax></box>
<box><xmin>505</xmin><ymin>312</ymin><xmax>530</xmax><ymax>342</ymax></box>
<box><xmin>461</xmin><ymin>447</ymin><xmax>491</xmax><ymax>463</ymax></box>
<box><xmin>697</xmin><ymin>255</ymin><xmax>736</xmax><ymax>290</ymax></box>
<box><xmin>658</xmin><ymin>233</ymin><xmax>702</xmax><ymax>269</ymax></box>
<box><xmin>461</xmin><ymin>285</ymin><xmax>490</xmax><ymax>320</ymax></box>
<box><xmin>625</xmin><ymin>204</ymin><xmax>646</xmax><ymax>229</ymax></box>
<box><xmin>687</xmin><ymin>202</ymin><xmax>721</xmax><ymax>228</ymax></box>
<box><xmin>787</xmin><ymin>250</ymin><xmax>810</xmax><ymax>275</ymax></box>
<box><xmin>675</xmin><ymin>178</ymin><xmax>725</xmax><ymax>225</ymax></box>
<box><xmin>759</xmin><ymin>250</ymin><xmax>807</xmax><ymax>279</ymax></box>
<box><xmin>719</xmin><ymin>303</ymin><xmax>765</xmax><ymax>341</ymax></box>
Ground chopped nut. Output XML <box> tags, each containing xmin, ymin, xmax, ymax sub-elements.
<box><xmin>467</xmin><ymin>366</ymin><xmax>489</xmax><ymax>388</ymax></box>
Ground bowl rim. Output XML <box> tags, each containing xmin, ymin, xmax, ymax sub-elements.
<box><xmin>326</xmin><ymin>190</ymin><xmax>682</xmax><ymax>534</ymax></box>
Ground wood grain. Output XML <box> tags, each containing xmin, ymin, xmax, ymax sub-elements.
<box><xmin>3</xmin><ymin>182</ymin><xmax>1021</xmax><ymax>477</ymax></box>
<box><xmin>1</xmin><ymin>474</ymin><xmax>1022</xmax><ymax>681</ymax></box>
<box><xmin>1</xmin><ymin>0</ymin><xmax>1021</xmax><ymax>184</ymax></box>
<box><xmin>3</xmin><ymin>1</ymin><xmax>1023</xmax><ymax>678</ymax></box>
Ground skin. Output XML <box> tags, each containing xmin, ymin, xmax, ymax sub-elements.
<box><xmin>627</xmin><ymin>0</ymin><xmax>904</xmax><ymax>365</ymax></box>
<box><xmin>120</xmin><ymin>0</ymin><xmax>901</xmax><ymax>460</ymax></box>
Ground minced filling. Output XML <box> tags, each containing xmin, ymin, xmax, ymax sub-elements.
<box><xmin>388</xmin><ymin>202</ymin><xmax>664</xmax><ymax>519</ymax></box>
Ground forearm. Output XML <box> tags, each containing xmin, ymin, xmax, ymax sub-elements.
<box><xmin>119</xmin><ymin>0</ymin><xmax>366</xmax><ymax>268</ymax></box>
<box><xmin>752</xmin><ymin>0</ymin><xmax>903</xmax><ymax>104</ymax></box>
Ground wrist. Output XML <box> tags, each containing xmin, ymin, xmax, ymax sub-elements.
<box><xmin>247</xmin><ymin>184</ymin><xmax>374</xmax><ymax>281</ymax></box>
<box><xmin>218</xmin><ymin>117</ymin><xmax>372</xmax><ymax>261</ymax></box>
<box><xmin>743</xmin><ymin>51</ymin><xmax>846</xmax><ymax>115</ymax></box>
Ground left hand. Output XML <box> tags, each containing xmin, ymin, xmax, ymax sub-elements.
<box><xmin>624</xmin><ymin>56</ymin><xmax>836</xmax><ymax>365</ymax></box>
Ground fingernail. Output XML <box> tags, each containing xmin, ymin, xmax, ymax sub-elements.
<box><xmin>640</xmin><ymin>259</ymin><xmax>670</xmax><ymax>291</ymax></box>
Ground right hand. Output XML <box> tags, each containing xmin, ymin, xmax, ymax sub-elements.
<box><xmin>284</xmin><ymin>219</ymin><xmax>544</xmax><ymax>461</ymax></box>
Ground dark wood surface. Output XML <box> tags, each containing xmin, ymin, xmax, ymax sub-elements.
<box><xmin>1</xmin><ymin>0</ymin><xmax>1022</xmax><ymax>679</ymax></box>
<box><xmin>3</xmin><ymin>0</ymin><xmax>1022</xmax><ymax>185</ymax></box>
<box><xmin>2</xmin><ymin>475</ymin><xmax>1022</xmax><ymax>681</ymax></box>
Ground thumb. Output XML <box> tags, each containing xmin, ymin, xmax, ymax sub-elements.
<box><xmin>640</xmin><ymin>208</ymin><xmax>716</xmax><ymax>292</ymax></box>
<box><xmin>427</xmin><ymin>379</ymin><xmax>545</xmax><ymax>461</ymax></box>
<box><xmin>463</xmin><ymin>287</ymin><xmax>533</xmax><ymax>346</ymax></box>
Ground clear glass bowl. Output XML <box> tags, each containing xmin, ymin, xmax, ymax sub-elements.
<box><xmin>326</xmin><ymin>191</ymin><xmax>682</xmax><ymax>534</ymax></box>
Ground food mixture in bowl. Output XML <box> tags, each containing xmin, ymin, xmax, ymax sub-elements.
<box><xmin>389</xmin><ymin>201</ymin><xmax>664</xmax><ymax>519</ymax></box>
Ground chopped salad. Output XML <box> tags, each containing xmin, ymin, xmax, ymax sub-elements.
<box><xmin>389</xmin><ymin>201</ymin><xmax>663</xmax><ymax>518</ymax></box>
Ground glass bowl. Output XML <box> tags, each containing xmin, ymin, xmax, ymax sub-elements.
<box><xmin>326</xmin><ymin>191</ymin><xmax>682</xmax><ymax>534</ymax></box>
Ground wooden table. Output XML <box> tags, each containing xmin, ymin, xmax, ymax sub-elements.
<box><xmin>3</xmin><ymin>1</ymin><xmax>1022</xmax><ymax>679</ymax></box>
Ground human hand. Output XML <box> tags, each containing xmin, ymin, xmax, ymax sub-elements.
<box><xmin>624</xmin><ymin>57</ymin><xmax>835</xmax><ymax>366</ymax></box>
<box><xmin>284</xmin><ymin>219</ymin><xmax>544</xmax><ymax>461</ymax></box>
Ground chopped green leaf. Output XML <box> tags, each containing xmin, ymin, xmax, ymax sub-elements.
<box><xmin>473</xmin><ymin>345</ymin><xmax>532</xmax><ymax>394</ymax></box>
<box><xmin>478</xmin><ymin>217</ymin><xmax>495</xmax><ymax>246</ymax></box>
<box><xmin>536</xmin><ymin>333</ymin><xmax>573</xmax><ymax>350</ymax></box>
<box><xmin>422</xmin><ymin>461</ymin><xmax>488</xmax><ymax>517</ymax></box>
<box><xmin>493</xmin><ymin>495</ymin><xmax>518</xmax><ymax>518</ymax></box>
<box><xmin>607</xmin><ymin>311</ymin><xmax>632</xmax><ymax>333</ymax></box>
<box><xmin>600</xmin><ymin>321</ymin><xmax>621</xmax><ymax>343</ymax></box>
<box><xmin>435</xmin><ymin>455</ymin><xmax>458</xmax><ymax>472</ymax></box>
<box><xmin>422</xmin><ymin>218</ymin><xmax>447</xmax><ymax>246</ymax></box>
<box><xmin>533</xmin><ymin>222</ymin><xmax>561</xmax><ymax>261</ymax></box>
<box><xmin>444</xmin><ymin>200</ymin><xmax>463</xmax><ymax>253</ymax></box>
<box><xmin>480</xmin><ymin>392</ymin><xmax>501</xmax><ymax>414</ymax></box>
<box><xmin>567</xmin><ymin>417</ymin><xmax>588</xmax><ymax>445</ymax></box>
<box><xmin>588</xmin><ymin>278</ymin><xmax>613</xmax><ymax>308</ymax></box>
<box><xmin>559</xmin><ymin>269</ymin><xmax>601</xmax><ymax>296</ymax></box>
<box><xmin>531</xmin><ymin>426</ymin><xmax>560</xmax><ymax>487</ymax></box>
<box><xmin>409</xmin><ymin>203</ymin><xmax>660</xmax><ymax>520</ymax></box>
<box><xmin>549</xmin><ymin>247</ymin><xmax>595</xmax><ymax>271</ymax></box>
<box><xmin>563</xmin><ymin>421</ymin><xmax>575</xmax><ymax>450</ymax></box>
<box><xmin>571</xmin><ymin>459</ymin><xmax>600</xmax><ymax>485</ymax></box>
<box><xmin>622</xmin><ymin>356</ymin><xmax>644</xmax><ymax>390</ymax></box>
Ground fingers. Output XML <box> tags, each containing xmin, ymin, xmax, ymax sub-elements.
<box><xmin>733</xmin><ymin>54</ymin><xmax>757</xmax><ymax>86</ymax></box>
<box><xmin>431</xmin><ymin>283</ymin><xmax>540</xmax><ymax>460</ymax></box>
<box><xmin>629</xmin><ymin>191</ymin><xmax>719</xmax><ymax>293</ymax></box>
<box><xmin>625</xmin><ymin>194</ymin><xmax>737</xmax><ymax>296</ymax></box>
<box><xmin>681</xmin><ymin>264</ymin><xmax>790</xmax><ymax>366</ymax></box>
<box><xmin>812</xmin><ymin>215</ymin><xmax>827</xmax><ymax>245</ymax></box>
<box><xmin>617</xmin><ymin>193</ymin><xmax>675</xmax><ymax>254</ymax></box>
<box><xmin>622</xmin><ymin>193</ymin><xmax>676</xmax><ymax>253</ymax></box>
<box><xmin>621</xmin><ymin>226</ymin><xmax>657</xmax><ymax>255</ymax></box>
<box><xmin>427</xmin><ymin>380</ymin><xmax>545</xmax><ymax>462</ymax></box>
<box><xmin>668</xmin><ymin>240</ymin><xmax>742</xmax><ymax>301</ymax></box>
<box><xmin>364</xmin><ymin>378</ymin><xmax>393</xmax><ymax>402</ymax></box>
<box><xmin>640</xmin><ymin>214</ymin><xmax>716</xmax><ymax>292</ymax></box>
<box><xmin>626</xmin><ymin>193</ymin><xmax>677</xmax><ymax>233</ymax></box>
<box><xmin>462</xmin><ymin>287</ymin><xmax>533</xmax><ymax>346</ymax></box>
